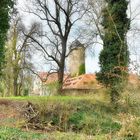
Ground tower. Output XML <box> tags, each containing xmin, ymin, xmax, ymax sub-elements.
<box><xmin>68</xmin><ymin>40</ymin><xmax>85</xmax><ymax>76</ymax></box>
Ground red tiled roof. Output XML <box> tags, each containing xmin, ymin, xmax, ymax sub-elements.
<box><xmin>38</xmin><ymin>72</ymin><xmax>102</xmax><ymax>89</ymax></box>
<box><xmin>63</xmin><ymin>74</ymin><xmax>102</xmax><ymax>90</ymax></box>
<box><xmin>38</xmin><ymin>72</ymin><xmax>70</xmax><ymax>85</ymax></box>
<box><xmin>38</xmin><ymin>72</ymin><xmax>139</xmax><ymax>90</ymax></box>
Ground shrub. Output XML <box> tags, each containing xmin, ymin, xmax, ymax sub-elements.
<box><xmin>81</xmin><ymin>112</ymin><xmax>121</xmax><ymax>135</ymax></box>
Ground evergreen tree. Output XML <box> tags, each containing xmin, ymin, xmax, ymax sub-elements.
<box><xmin>0</xmin><ymin>0</ymin><xmax>14</xmax><ymax>76</ymax></box>
<box><xmin>97</xmin><ymin>0</ymin><xmax>130</xmax><ymax>103</ymax></box>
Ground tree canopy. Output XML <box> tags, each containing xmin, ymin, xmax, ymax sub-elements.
<box><xmin>0</xmin><ymin>0</ymin><xmax>14</xmax><ymax>76</ymax></box>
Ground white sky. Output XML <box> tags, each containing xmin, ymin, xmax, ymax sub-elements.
<box><xmin>17</xmin><ymin>0</ymin><xmax>140</xmax><ymax>74</ymax></box>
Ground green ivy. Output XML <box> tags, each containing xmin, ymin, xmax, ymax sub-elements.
<box><xmin>97</xmin><ymin>0</ymin><xmax>130</xmax><ymax>103</ymax></box>
<box><xmin>79</xmin><ymin>63</ymin><xmax>85</xmax><ymax>75</ymax></box>
<box><xmin>0</xmin><ymin>0</ymin><xmax>14</xmax><ymax>76</ymax></box>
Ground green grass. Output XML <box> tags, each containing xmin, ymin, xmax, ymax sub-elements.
<box><xmin>0</xmin><ymin>87</ymin><xmax>140</xmax><ymax>139</ymax></box>
<box><xmin>0</xmin><ymin>127</ymin><xmax>108</xmax><ymax>140</ymax></box>
<box><xmin>0</xmin><ymin>88</ymin><xmax>110</xmax><ymax>103</ymax></box>
<box><xmin>46</xmin><ymin>132</ymin><xmax>106</xmax><ymax>140</ymax></box>
<box><xmin>0</xmin><ymin>127</ymin><xmax>47</xmax><ymax>140</ymax></box>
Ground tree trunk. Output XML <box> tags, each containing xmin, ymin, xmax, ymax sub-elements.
<box><xmin>13</xmin><ymin>69</ymin><xmax>19</xmax><ymax>96</ymax></box>
<box><xmin>13</xmin><ymin>77</ymin><xmax>18</xmax><ymax>96</ymax></box>
<box><xmin>57</xmin><ymin>40</ymin><xmax>67</xmax><ymax>94</ymax></box>
<box><xmin>58</xmin><ymin>69</ymin><xmax>64</xmax><ymax>94</ymax></box>
<box><xmin>110</xmin><ymin>88</ymin><xmax>120</xmax><ymax>105</ymax></box>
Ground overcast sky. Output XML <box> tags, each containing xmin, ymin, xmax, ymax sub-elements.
<box><xmin>17</xmin><ymin>0</ymin><xmax>140</xmax><ymax>74</ymax></box>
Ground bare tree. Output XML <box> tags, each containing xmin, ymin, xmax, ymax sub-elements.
<box><xmin>24</xmin><ymin>0</ymin><xmax>87</xmax><ymax>92</ymax></box>
<box><xmin>87</xmin><ymin>0</ymin><xmax>105</xmax><ymax>39</ymax></box>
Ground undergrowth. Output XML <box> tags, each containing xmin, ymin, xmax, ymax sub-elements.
<box><xmin>0</xmin><ymin>87</ymin><xmax>140</xmax><ymax>139</ymax></box>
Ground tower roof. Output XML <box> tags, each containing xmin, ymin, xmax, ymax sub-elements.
<box><xmin>70</xmin><ymin>40</ymin><xmax>84</xmax><ymax>49</ymax></box>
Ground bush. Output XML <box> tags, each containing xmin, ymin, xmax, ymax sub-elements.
<box><xmin>69</xmin><ymin>112</ymin><xmax>121</xmax><ymax>135</ymax></box>
<box><xmin>23</xmin><ymin>88</ymin><xmax>29</xmax><ymax>96</ymax></box>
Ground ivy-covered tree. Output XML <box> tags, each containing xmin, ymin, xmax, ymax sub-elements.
<box><xmin>0</xmin><ymin>0</ymin><xmax>14</xmax><ymax>76</ymax></box>
<box><xmin>96</xmin><ymin>0</ymin><xmax>130</xmax><ymax>103</ymax></box>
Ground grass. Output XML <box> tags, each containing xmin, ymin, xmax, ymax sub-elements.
<box><xmin>0</xmin><ymin>87</ymin><xmax>140</xmax><ymax>139</ymax></box>
<box><xmin>0</xmin><ymin>88</ymin><xmax>110</xmax><ymax>101</ymax></box>
<box><xmin>0</xmin><ymin>126</ymin><xmax>108</xmax><ymax>140</ymax></box>
<box><xmin>0</xmin><ymin>127</ymin><xmax>47</xmax><ymax>140</ymax></box>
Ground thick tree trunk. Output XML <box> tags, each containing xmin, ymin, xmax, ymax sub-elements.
<box><xmin>58</xmin><ymin>69</ymin><xmax>64</xmax><ymax>94</ymax></box>
<box><xmin>57</xmin><ymin>40</ymin><xmax>67</xmax><ymax>94</ymax></box>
